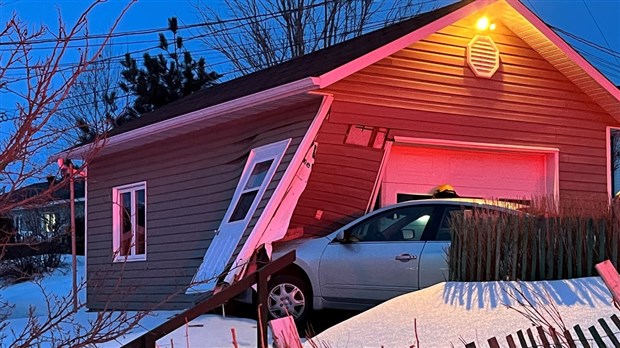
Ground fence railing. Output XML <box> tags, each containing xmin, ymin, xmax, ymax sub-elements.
<box><xmin>121</xmin><ymin>250</ymin><xmax>296</xmax><ymax>348</ymax></box>
<box><xmin>464</xmin><ymin>314</ymin><xmax>620</xmax><ymax>347</ymax></box>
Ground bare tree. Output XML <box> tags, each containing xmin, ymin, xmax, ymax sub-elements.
<box><xmin>57</xmin><ymin>45</ymin><xmax>123</xmax><ymax>144</ymax></box>
<box><xmin>0</xmin><ymin>1</ymin><xmax>168</xmax><ymax>346</ymax></box>
<box><xmin>194</xmin><ymin>0</ymin><xmax>427</xmax><ymax>76</ymax></box>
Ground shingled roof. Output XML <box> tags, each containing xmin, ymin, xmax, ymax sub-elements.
<box><xmin>108</xmin><ymin>0</ymin><xmax>473</xmax><ymax>137</ymax></box>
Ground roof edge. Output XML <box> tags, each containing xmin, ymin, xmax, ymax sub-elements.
<box><xmin>53</xmin><ymin>77</ymin><xmax>321</xmax><ymax>160</ymax></box>
<box><xmin>504</xmin><ymin>0</ymin><xmax>620</xmax><ymax>104</ymax></box>
<box><xmin>316</xmin><ymin>0</ymin><xmax>497</xmax><ymax>88</ymax></box>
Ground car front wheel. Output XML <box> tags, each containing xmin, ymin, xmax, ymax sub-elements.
<box><xmin>267</xmin><ymin>274</ymin><xmax>311</xmax><ymax>325</ymax></box>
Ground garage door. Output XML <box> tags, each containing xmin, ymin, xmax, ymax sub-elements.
<box><xmin>381</xmin><ymin>145</ymin><xmax>550</xmax><ymax>205</ymax></box>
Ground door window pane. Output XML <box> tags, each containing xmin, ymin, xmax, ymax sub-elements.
<box><xmin>229</xmin><ymin>190</ymin><xmax>259</xmax><ymax>222</ymax></box>
<box><xmin>244</xmin><ymin>160</ymin><xmax>273</xmax><ymax>190</ymax></box>
<box><xmin>348</xmin><ymin>206</ymin><xmax>434</xmax><ymax>242</ymax></box>
<box><xmin>121</xmin><ymin>192</ymin><xmax>132</xmax><ymax>256</ymax></box>
<box><xmin>136</xmin><ymin>189</ymin><xmax>146</xmax><ymax>255</ymax></box>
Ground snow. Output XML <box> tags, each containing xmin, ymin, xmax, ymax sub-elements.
<box><xmin>0</xmin><ymin>256</ymin><xmax>268</xmax><ymax>347</ymax></box>
<box><xmin>307</xmin><ymin>278</ymin><xmax>618</xmax><ymax>347</ymax></box>
<box><xmin>1</xmin><ymin>256</ymin><xmax>618</xmax><ymax>347</ymax></box>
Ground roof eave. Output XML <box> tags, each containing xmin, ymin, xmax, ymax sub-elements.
<box><xmin>53</xmin><ymin>77</ymin><xmax>321</xmax><ymax>160</ymax></box>
<box><xmin>316</xmin><ymin>0</ymin><xmax>497</xmax><ymax>88</ymax></box>
<box><xmin>502</xmin><ymin>0</ymin><xmax>620</xmax><ymax>121</ymax></box>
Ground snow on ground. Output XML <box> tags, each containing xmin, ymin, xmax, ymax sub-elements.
<box><xmin>2</xmin><ymin>256</ymin><xmax>618</xmax><ymax>347</ymax></box>
<box><xmin>1</xmin><ymin>256</ymin><xmax>265</xmax><ymax>348</ymax></box>
<box><xmin>308</xmin><ymin>278</ymin><xmax>618</xmax><ymax>347</ymax></box>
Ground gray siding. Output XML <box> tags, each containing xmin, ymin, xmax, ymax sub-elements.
<box><xmin>86</xmin><ymin>99</ymin><xmax>320</xmax><ymax>310</ymax></box>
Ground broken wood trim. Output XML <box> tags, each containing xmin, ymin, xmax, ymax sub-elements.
<box><xmin>121</xmin><ymin>250</ymin><xmax>296</xmax><ymax>348</ymax></box>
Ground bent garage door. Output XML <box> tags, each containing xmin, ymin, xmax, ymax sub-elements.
<box><xmin>381</xmin><ymin>141</ymin><xmax>558</xmax><ymax>206</ymax></box>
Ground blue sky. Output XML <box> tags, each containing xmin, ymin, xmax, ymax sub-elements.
<box><xmin>0</xmin><ymin>0</ymin><xmax>619</xmax><ymax>188</ymax></box>
<box><xmin>1</xmin><ymin>0</ymin><xmax>618</xmax><ymax>84</ymax></box>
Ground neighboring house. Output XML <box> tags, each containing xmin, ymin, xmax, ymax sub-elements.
<box><xmin>58</xmin><ymin>0</ymin><xmax>620</xmax><ymax>310</ymax></box>
<box><xmin>5</xmin><ymin>177</ymin><xmax>85</xmax><ymax>254</ymax></box>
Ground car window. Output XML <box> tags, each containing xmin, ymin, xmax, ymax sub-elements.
<box><xmin>348</xmin><ymin>206</ymin><xmax>434</xmax><ymax>242</ymax></box>
<box><xmin>436</xmin><ymin>206</ymin><xmax>475</xmax><ymax>241</ymax></box>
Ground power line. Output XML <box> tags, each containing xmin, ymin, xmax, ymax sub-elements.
<box><xmin>0</xmin><ymin>0</ymin><xmax>425</xmax><ymax>47</ymax></box>
<box><xmin>2</xmin><ymin>0</ymin><xmax>619</xmax><ymax>116</ymax></box>
<box><xmin>580</xmin><ymin>0</ymin><xmax>620</xmax><ymax>66</ymax></box>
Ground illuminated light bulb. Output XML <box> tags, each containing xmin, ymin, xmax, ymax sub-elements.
<box><xmin>476</xmin><ymin>17</ymin><xmax>490</xmax><ymax>31</ymax></box>
<box><xmin>490</xmin><ymin>23</ymin><xmax>497</xmax><ymax>31</ymax></box>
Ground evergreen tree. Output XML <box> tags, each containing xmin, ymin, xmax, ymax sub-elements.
<box><xmin>109</xmin><ymin>17</ymin><xmax>221</xmax><ymax>126</ymax></box>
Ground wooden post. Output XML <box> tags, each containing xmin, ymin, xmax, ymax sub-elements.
<box><xmin>69</xmin><ymin>165</ymin><xmax>78</xmax><ymax>313</ymax></box>
<box><xmin>257</xmin><ymin>268</ymin><xmax>269</xmax><ymax>348</ymax></box>
<box><xmin>595</xmin><ymin>260</ymin><xmax>620</xmax><ymax>307</ymax></box>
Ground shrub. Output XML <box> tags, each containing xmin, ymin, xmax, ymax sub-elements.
<box><xmin>0</xmin><ymin>253</ymin><xmax>63</xmax><ymax>284</ymax></box>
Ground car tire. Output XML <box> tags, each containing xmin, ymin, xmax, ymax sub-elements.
<box><xmin>267</xmin><ymin>274</ymin><xmax>311</xmax><ymax>326</ymax></box>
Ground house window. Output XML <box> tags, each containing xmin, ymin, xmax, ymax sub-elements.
<box><xmin>112</xmin><ymin>182</ymin><xmax>146</xmax><ymax>261</ymax></box>
<box><xmin>42</xmin><ymin>212</ymin><xmax>57</xmax><ymax>233</ymax></box>
<box><xmin>13</xmin><ymin>215</ymin><xmax>22</xmax><ymax>234</ymax></box>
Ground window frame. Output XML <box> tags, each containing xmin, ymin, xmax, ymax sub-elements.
<box><xmin>608</xmin><ymin>126</ymin><xmax>620</xmax><ymax>199</ymax></box>
<box><xmin>42</xmin><ymin>212</ymin><xmax>58</xmax><ymax>234</ymax></box>
<box><xmin>223</xmin><ymin>139</ymin><xmax>291</xmax><ymax>226</ymax></box>
<box><xmin>112</xmin><ymin>181</ymin><xmax>147</xmax><ymax>262</ymax></box>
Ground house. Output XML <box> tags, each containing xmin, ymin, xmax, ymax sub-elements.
<box><xmin>2</xmin><ymin>177</ymin><xmax>85</xmax><ymax>256</ymax></box>
<box><xmin>57</xmin><ymin>0</ymin><xmax>620</xmax><ymax>310</ymax></box>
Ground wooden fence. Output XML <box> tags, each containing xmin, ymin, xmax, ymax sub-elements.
<box><xmin>449</xmin><ymin>211</ymin><xmax>620</xmax><ymax>282</ymax></box>
<box><xmin>465</xmin><ymin>314</ymin><xmax>620</xmax><ymax>347</ymax></box>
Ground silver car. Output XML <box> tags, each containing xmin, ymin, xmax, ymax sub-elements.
<box><xmin>266</xmin><ymin>198</ymin><xmax>520</xmax><ymax>323</ymax></box>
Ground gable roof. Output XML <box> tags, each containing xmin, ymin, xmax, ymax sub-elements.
<box><xmin>60</xmin><ymin>0</ymin><xmax>620</xmax><ymax>159</ymax></box>
<box><xmin>107</xmin><ymin>0</ymin><xmax>474</xmax><ymax>137</ymax></box>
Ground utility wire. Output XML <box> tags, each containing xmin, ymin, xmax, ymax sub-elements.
<box><xmin>580</xmin><ymin>0</ymin><xmax>620</xmax><ymax>66</ymax></box>
<box><xmin>0</xmin><ymin>0</ymin><xmax>440</xmax><ymax>47</ymax></box>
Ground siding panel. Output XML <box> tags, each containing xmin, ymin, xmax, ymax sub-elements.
<box><xmin>290</xmin><ymin>17</ymin><xmax>618</xmax><ymax>237</ymax></box>
<box><xmin>86</xmin><ymin>99</ymin><xmax>320</xmax><ymax>310</ymax></box>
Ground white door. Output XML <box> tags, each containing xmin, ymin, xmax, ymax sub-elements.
<box><xmin>188</xmin><ymin>139</ymin><xmax>291</xmax><ymax>293</ymax></box>
<box><xmin>382</xmin><ymin>145</ymin><xmax>549</xmax><ymax>205</ymax></box>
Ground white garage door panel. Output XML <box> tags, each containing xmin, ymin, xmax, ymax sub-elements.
<box><xmin>383</xmin><ymin>146</ymin><xmax>547</xmax><ymax>205</ymax></box>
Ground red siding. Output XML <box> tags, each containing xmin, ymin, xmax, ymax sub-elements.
<box><xmin>291</xmin><ymin>16</ymin><xmax>618</xmax><ymax>235</ymax></box>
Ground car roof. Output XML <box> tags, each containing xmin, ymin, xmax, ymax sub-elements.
<box><xmin>381</xmin><ymin>198</ymin><xmax>525</xmax><ymax>212</ymax></box>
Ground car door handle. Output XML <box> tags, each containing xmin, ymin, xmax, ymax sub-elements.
<box><xmin>395</xmin><ymin>253</ymin><xmax>416</xmax><ymax>262</ymax></box>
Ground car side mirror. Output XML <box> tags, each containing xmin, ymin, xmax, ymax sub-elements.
<box><xmin>335</xmin><ymin>230</ymin><xmax>351</xmax><ymax>243</ymax></box>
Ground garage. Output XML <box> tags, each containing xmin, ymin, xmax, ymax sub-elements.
<box><xmin>380</xmin><ymin>141</ymin><xmax>558</xmax><ymax>206</ymax></box>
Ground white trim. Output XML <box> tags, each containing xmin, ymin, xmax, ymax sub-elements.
<box><xmin>188</xmin><ymin>138</ymin><xmax>292</xmax><ymax>293</ymax></box>
<box><xmin>316</xmin><ymin>0</ymin><xmax>496</xmax><ymax>88</ymax></box>
<box><xmin>504</xmin><ymin>0</ymin><xmax>620</xmax><ymax>107</ymax></box>
<box><xmin>112</xmin><ymin>181</ymin><xmax>147</xmax><ymax>263</ymax></box>
<box><xmin>393</xmin><ymin>136</ymin><xmax>560</xmax><ymax>200</ymax></box>
<box><xmin>607</xmin><ymin>126</ymin><xmax>620</xmax><ymax>200</ymax></box>
<box><xmin>393</xmin><ymin>136</ymin><xmax>560</xmax><ymax>154</ymax></box>
<box><xmin>84</xmin><ymin>169</ymin><xmax>88</xmax><ymax>305</ymax></box>
<box><xmin>366</xmin><ymin>141</ymin><xmax>393</xmax><ymax>213</ymax></box>
<box><xmin>56</xmin><ymin>78</ymin><xmax>319</xmax><ymax>160</ymax></box>
<box><xmin>224</xmin><ymin>94</ymin><xmax>334</xmax><ymax>284</ymax></box>
<box><xmin>223</xmin><ymin>139</ymin><xmax>292</xmax><ymax>225</ymax></box>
